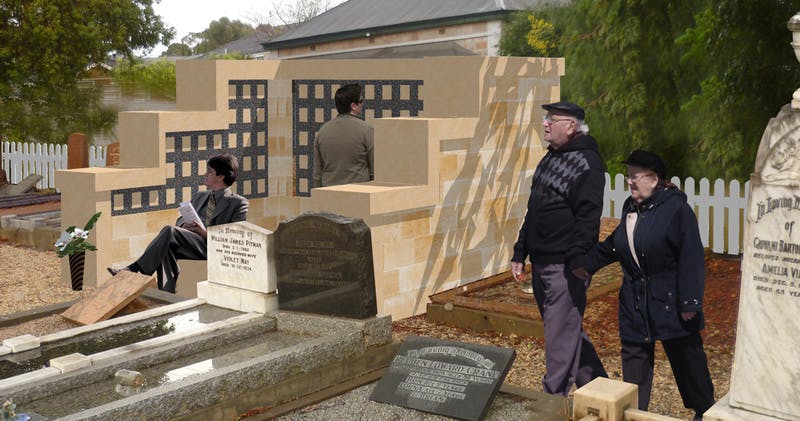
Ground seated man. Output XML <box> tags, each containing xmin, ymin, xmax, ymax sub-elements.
<box><xmin>108</xmin><ymin>153</ymin><xmax>248</xmax><ymax>293</ymax></box>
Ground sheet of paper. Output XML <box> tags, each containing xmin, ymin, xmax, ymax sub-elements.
<box><xmin>179</xmin><ymin>201</ymin><xmax>205</xmax><ymax>229</ymax></box>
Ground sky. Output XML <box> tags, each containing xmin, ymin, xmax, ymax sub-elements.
<box><xmin>146</xmin><ymin>0</ymin><xmax>346</xmax><ymax>57</ymax></box>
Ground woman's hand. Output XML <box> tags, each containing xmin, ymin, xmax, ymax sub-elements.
<box><xmin>571</xmin><ymin>267</ymin><xmax>590</xmax><ymax>281</ymax></box>
<box><xmin>681</xmin><ymin>311</ymin><xmax>696</xmax><ymax>321</ymax></box>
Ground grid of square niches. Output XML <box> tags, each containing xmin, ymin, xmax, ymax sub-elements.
<box><xmin>111</xmin><ymin>80</ymin><xmax>269</xmax><ymax>216</ymax></box>
<box><xmin>293</xmin><ymin>79</ymin><xmax>424</xmax><ymax>197</ymax></box>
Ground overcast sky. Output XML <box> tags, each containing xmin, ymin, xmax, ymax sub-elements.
<box><xmin>146</xmin><ymin>0</ymin><xmax>346</xmax><ymax>57</ymax></box>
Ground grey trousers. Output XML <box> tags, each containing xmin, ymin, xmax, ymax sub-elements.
<box><xmin>135</xmin><ymin>225</ymin><xmax>206</xmax><ymax>293</ymax></box>
<box><xmin>532</xmin><ymin>263</ymin><xmax>607</xmax><ymax>395</ymax></box>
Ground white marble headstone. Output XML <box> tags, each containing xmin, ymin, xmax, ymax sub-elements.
<box><xmin>728</xmin><ymin>106</ymin><xmax>800</xmax><ymax>420</ymax></box>
<box><xmin>206</xmin><ymin>221</ymin><xmax>276</xmax><ymax>293</ymax></box>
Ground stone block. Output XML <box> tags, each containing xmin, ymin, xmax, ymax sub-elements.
<box><xmin>50</xmin><ymin>353</ymin><xmax>92</xmax><ymax>373</ymax></box>
<box><xmin>0</xmin><ymin>367</ymin><xmax>60</xmax><ymax>392</ymax></box>
<box><xmin>197</xmin><ymin>281</ymin><xmax>279</xmax><ymax>313</ymax></box>
<box><xmin>2</xmin><ymin>334</ymin><xmax>40</xmax><ymax>353</ymax></box>
<box><xmin>572</xmin><ymin>377</ymin><xmax>637</xmax><ymax>421</ymax></box>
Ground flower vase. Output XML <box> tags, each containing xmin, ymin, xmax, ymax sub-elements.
<box><xmin>68</xmin><ymin>252</ymin><xmax>85</xmax><ymax>291</ymax></box>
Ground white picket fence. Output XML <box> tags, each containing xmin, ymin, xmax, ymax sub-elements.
<box><xmin>603</xmin><ymin>173</ymin><xmax>749</xmax><ymax>255</ymax></box>
<box><xmin>1</xmin><ymin>141</ymin><xmax>107</xmax><ymax>189</ymax></box>
<box><xmin>0</xmin><ymin>141</ymin><xmax>750</xmax><ymax>254</ymax></box>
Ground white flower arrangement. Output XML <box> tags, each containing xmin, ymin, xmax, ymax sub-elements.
<box><xmin>54</xmin><ymin>212</ymin><xmax>101</xmax><ymax>258</ymax></box>
<box><xmin>1</xmin><ymin>398</ymin><xmax>15</xmax><ymax>419</ymax></box>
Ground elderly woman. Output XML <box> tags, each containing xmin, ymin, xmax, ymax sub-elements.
<box><xmin>576</xmin><ymin>150</ymin><xmax>714</xmax><ymax>420</ymax></box>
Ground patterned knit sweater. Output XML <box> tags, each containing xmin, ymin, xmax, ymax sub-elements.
<box><xmin>512</xmin><ymin>133</ymin><xmax>605</xmax><ymax>269</ymax></box>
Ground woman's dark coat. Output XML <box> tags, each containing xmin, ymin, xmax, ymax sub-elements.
<box><xmin>584</xmin><ymin>187</ymin><xmax>705</xmax><ymax>343</ymax></box>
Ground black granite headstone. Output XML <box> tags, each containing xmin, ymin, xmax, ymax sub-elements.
<box><xmin>370</xmin><ymin>335</ymin><xmax>516</xmax><ymax>421</ymax></box>
<box><xmin>274</xmin><ymin>212</ymin><xmax>377</xmax><ymax>319</ymax></box>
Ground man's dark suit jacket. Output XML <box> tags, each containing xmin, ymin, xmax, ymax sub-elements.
<box><xmin>136</xmin><ymin>187</ymin><xmax>248</xmax><ymax>292</ymax></box>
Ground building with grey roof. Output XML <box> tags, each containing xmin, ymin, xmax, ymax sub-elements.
<box><xmin>261</xmin><ymin>0</ymin><xmax>565</xmax><ymax>59</ymax></box>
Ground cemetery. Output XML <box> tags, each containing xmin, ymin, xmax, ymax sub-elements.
<box><xmin>0</xmin><ymin>11</ymin><xmax>799</xmax><ymax>421</ymax></box>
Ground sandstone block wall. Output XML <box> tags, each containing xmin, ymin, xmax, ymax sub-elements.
<box><xmin>55</xmin><ymin>56</ymin><xmax>563</xmax><ymax>320</ymax></box>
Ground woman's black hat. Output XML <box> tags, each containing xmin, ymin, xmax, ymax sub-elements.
<box><xmin>623</xmin><ymin>149</ymin><xmax>667</xmax><ymax>179</ymax></box>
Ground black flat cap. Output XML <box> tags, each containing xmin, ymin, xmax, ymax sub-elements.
<box><xmin>623</xmin><ymin>149</ymin><xmax>667</xmax><ymax>179</ymax></box>
<box><xmin>542</xmin><ymin>101</ymin><xmax>585</xmax><ymax>120</ymax></box>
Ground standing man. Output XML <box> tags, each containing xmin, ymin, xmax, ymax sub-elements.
<box><xmin>312</xmin><ymin>83</ymin><xmax>374</xmax><ymax>188</ymax></box>
<box><xmin>107</xmin><ymin>153</ymin><xmax>248</xmax><ymax>293</ymax></box>
<box><xmin>511</xmin><ymin>101</ymin><xmax>608</xmax><ymax>396</ymax></box>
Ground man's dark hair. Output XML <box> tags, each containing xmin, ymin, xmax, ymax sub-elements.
<box><xmin>208</xmin><ymin>153</ymin><xmax>238</xmax><ymax>186</ymax></box>
<box><xmin>334</xmin><ymin>84</ymin><xmax>363</xmax><ymax>114</ymax></box>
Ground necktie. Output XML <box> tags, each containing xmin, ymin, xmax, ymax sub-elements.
<box><xmin>205</xmin><ymin>193</ymin><xmax>216</xmax><ymax>226</ymax></box>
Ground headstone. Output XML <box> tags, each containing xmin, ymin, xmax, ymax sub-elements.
<box><xmin>274</xmin><ymin>212</ymin><xmax>377</xmax><ymax>319</ymax></box>
<box><xmin>196</xmin><ymin>221</ymin><xmax>278</xmax><ymax>313</ymax></box>
<box><xmin>370</xmin><ymin>335</ymin><xmax>516</xmax><ymax>421</ymax></box>
<box><xmin>61</xmin><ymin>271</ymin><xmax>156</xmax><ymax>325</ymax></box>
<box><xmin>725</xmin><ymin>104</ymin><xmax>800</xmax><ymax>419</ymax></box>
<box><xmin>67</xmin><ymin>133</ymin><xmax>89</xmax><ymax>169</ymax></box>
<box><xmin>1</xmin><ymin>174</ymin><xmax>41</xmax><ymax>195</ymax></box>
<box><xmin>105</xmin><ymin>142</ymin><xmax>120</xmax><ymax>166</ymax></box>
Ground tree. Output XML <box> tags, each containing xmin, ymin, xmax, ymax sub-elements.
<box><xmin>0</xmin><ymin>0</ymin><xmax>173</xmax><ymax>143</ymax></box>
<box><xmin>677</xmin><ymin>0</ymin><xmax>800</xmax><ymax>180</ymax></box>
<box><xmin>269</xmin><ymin>0</ymin><xmax>331</xmax><ymax>27</ymax></box>
<box><xmin>163</xmin><ymin>42</ymin><xmax>193</xmax><ymax>56</ymax></box>
<box><xmin>184</xmin><ymin>17</ymin><xmax>254</xmax><ymax>55</ymax></box>
<box><xmin>112</xmin><ymin>59</ymin><xmax>177</xmax><ymax>100</ymax></box>
<box><xmin>501</xmin><ymin>1</ymin><xmax>800</xmax><ymax>181</ymax></box>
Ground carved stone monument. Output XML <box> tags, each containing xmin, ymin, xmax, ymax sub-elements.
<box><xmin>197</xmin><ymin>221</ymin><xmax>278</xmax><ymax>313</ymax></box>
<box><xmin>274</xmin><ymin>212</ymin><xmax>377</xmax><ymax>319</ymax></box>
<box><xmin>705</xmin><ymin>13</ymin><xmax>800</xmax><ymax>421</ymax></box>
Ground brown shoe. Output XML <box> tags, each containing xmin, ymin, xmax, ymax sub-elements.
<box><xmin>107</xmin><ymin>266</ymin><xmax>130</xmax><ymax>276</ymax></box>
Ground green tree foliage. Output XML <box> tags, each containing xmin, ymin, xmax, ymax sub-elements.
<box><xmin>185</xmin><ymin>17</ymin><xmax>254</xmax><ymax>55</ymax></box>
<box><xmin>112</xmin><ymin>59</ymin><xmax>177</xmax><ymax>100</ymax></box>
<box><xmin>0</xmin><ymin>0</ymin><xmax>173</xmax><ymax>143</ymax></box>
<box><xmin>500</xmin><ymin>1</ymin><xmax>800</xmax><ymax>181</ymax></box>
<box><xmin>677</xmin><ymin>1</ymin><xmax>800</xmax><ymax>180</ymax></box>
<box><xmin>163</xmin><ymin>42</ymin><xmax>193</xmax><ymax>56</ymax></box>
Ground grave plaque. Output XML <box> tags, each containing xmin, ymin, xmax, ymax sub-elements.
<box><xmin>274</xmin><ymin>212</ymin><xmax>377</xmax><ymax>319</ymax></box>
<box><xmin>370</xmin><ymin>335</ymin><xmax>515</xmax><ymax>421</ymax></box>
<box><xmin>727</xmin><ymin>105</ymin><xmax>800</xmax><ymax>420</ymax></box>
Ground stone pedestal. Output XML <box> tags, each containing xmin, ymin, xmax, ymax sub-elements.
<box><xmin>197</xmin><ymin>221</ymin><xmax>278</xmax><ymax>313</ymax></box>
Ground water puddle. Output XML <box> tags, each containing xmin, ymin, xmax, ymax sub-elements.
<box><xmin>0</xmin><ymin>304</ymin><xmax>242</xmax><ymax>380</ymax></box>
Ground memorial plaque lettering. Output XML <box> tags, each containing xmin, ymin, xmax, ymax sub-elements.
<box><xmin>274</xmin><ymin>212</ymin><xmax>377</xmax><ymax>318</ymax></box>
<box><xmin>370</xmin><ymin>336</ymin><xmax>515</xmax><ymax>421</ymax></box>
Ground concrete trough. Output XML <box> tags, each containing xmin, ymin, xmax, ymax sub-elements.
<box><xmin>3</xmin><ymin>311</ymin><xmax>393</xmax><ymax>420</ymax></box>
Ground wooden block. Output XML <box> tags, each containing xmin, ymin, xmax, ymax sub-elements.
<box><xmin>115</xmin><ymin>298</ymin><xmax>152</xmax><ymax>317</ymax></box>
<box><xmin>61</xmin><ymin>271</ymin><xmax>156</xmax><ymax>325</ymax></box>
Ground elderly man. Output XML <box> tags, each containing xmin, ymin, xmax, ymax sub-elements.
<box><xmin>108</xmin><ymin>153</ymin><xmax>248</xmax><ymax>293</ymax></box>
<box><xmin>312</xmin><ymin>83</ymin><xmax>374</xmax><ymax>188</ymax></box>
<box><xmin>511</xmin><ymin>101</ymin><xmax>608</xmax><ymax>396</ymax></box>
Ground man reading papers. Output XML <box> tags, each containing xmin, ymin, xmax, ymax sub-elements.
<box><xmin>108</xmin><ymin>153</ymin><xmax>248</xmax><ymax>293</ymax></box>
